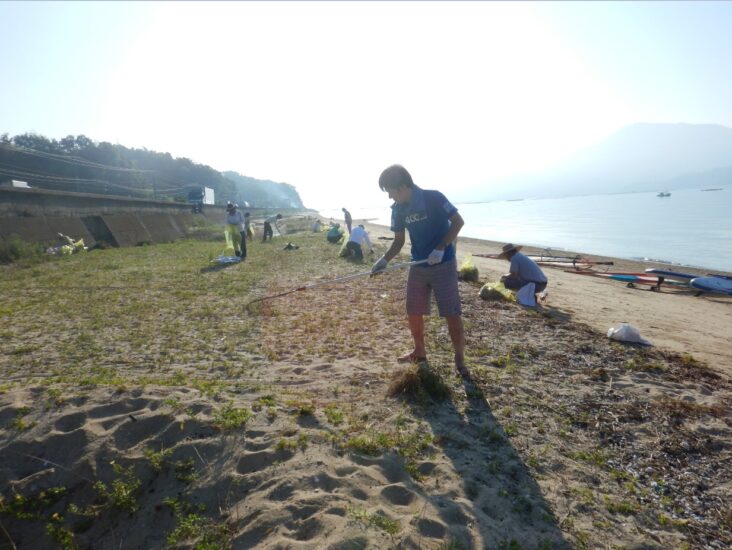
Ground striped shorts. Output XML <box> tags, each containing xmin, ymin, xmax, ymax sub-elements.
<box><xmin>406</xmin><ymin>258</ymin><xmax>462</xmax><ymax>317</ymax></box>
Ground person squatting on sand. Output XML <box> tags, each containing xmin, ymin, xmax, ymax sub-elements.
<box><xmin>326</xmin><ymin>223</ymin><xmax>344</xmax><ymax>244</ymax></box>
<box><xmin>262</xmin><ymin>213</ymin><xmax>283</xmax><ymax>242</ymax></box>
<box><xmin>225</xmin><ymin>202</ymin><xmax>246</xmax><ymax>259</ymax></box>
<box><xmin>342</xmin><ymin>207</ymin><xmax>353</xmax><ymax>234</ymax></box>
<box><xmin>499</xmin><ymin>243</ymin><xmax>548</xmax><ymax>299</ymax></box>
<box><xmin>371</xmin><ymin>164</ymin><xmax>469</xmax><ymax>377</ymax></box>
<box><xmin>343</xmin><ymin>224</ymin><xmax>373</xmax><ymax>261</ymax></box>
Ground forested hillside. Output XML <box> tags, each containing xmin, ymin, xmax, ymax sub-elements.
<box><xmin>0</xmin><ymin>133</ymin><xmax>304</xmax><ymax>208</ymax></box>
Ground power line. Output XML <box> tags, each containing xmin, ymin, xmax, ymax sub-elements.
<box><xmin>0</xmin><ymin>143</ymin><xmax>155</xmax><ymax>173</ymax></box>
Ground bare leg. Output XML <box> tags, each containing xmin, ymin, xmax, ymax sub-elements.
<box><xmin>446</xmin><ymin>315</ymin><xmax>468</xmax><ymax>375</ymax></box>
<box><xmin>400</xmin><ymin>314</ymin><xmax>427</xmax><ymax>360</ymax></box>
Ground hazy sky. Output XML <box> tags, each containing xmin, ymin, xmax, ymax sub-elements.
<box><xmin>2</xmin><ymin>1</ymin><xmax>731</xmax><ymax>208</ymax></box>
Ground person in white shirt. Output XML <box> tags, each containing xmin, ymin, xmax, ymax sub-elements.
<box><xmin>225</xmin><ymin>202</ymin><xmax>245</xmax><ymax>258</ymax></box>
<box><xmin>344</xmin><ymin>224</ymin><xmax>373</xmax><ymax>260</ymax></box>
<box><xmin>262</xmin><ymin>214</ymin><xmax>282</xmax><ymax>242</ymax></box>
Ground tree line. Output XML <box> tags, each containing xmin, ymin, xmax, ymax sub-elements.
<box><xmin>0</xmin><ymin>133</ymin><xmax>304</xmax><ymax>209</ymax></box>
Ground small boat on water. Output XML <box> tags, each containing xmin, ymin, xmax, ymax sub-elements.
<box><xmin>701</xmin><ymin>188</ymin><xmax>723</xmax><ymax>192</ymax></box>
<box><xmin>657</xmin><ymin>191</ymin><xmax>671</xmax><ymax>197</ymax></box>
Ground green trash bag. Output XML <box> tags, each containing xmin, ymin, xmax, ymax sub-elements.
<box><xmin>479</xmin><ymin>281</ymin><xmax>516</xmax><ymax>302</ymax></box>
<box><xmin>223</xmin><ymin>224</ymin><xmax>241</xmax><ymax>257</ymax></box>
<box><xmin>458</xmin><ymin>255</ymin><xmax>479</xmax><ymax>282</ymax></box>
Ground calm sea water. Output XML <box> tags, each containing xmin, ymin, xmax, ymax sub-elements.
<box><xmin>319</xmin><ymin>186</ymin><xmax>732</xmax><ymax>272</ymax></box>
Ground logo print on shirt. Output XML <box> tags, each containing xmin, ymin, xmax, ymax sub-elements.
<box><xmin>405</xmin><ymin>212</ymin><xmax>427</xmax><ymax>225</ymax></box>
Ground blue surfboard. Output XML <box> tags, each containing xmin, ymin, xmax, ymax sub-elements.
<box><xmin>690</xmin><ymin>277</ymin><xmax>732</xmax><ymax>295</ymax></box>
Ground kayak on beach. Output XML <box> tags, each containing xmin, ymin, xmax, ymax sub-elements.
<box><xmin>565</xmin><ymin>270</ymin><xmax>689</xmax><ymax>291</ymax></box>
<box><xmin>690</xmin><ymin>276</ymin><xmax>732</xmax><ymax>296</ymax></box>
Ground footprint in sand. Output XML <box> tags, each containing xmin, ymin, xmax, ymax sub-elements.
<box><xmin>54</xmin><ymin>411</ymin><xmax>86</xmax><ymax>433</ymax></box>
<box><xmin>87</xmin><ymin>397</ymin><xmax>150</xmax><ymax>419</ymax></box>
<box><xmin>286</xmin><ymin>516</ymin><xmax>323</xmax><ymax>541</ymax></box>
<box><xmin>236</xmin><ymin>449</ymin><xmax>295</xmax><ymax>474</ymax></box>
<box><xmin>380</xmin><ymin>484</ymin><xmax>417</xmax><ymax>506</ymax></box>
<box><xmin>113</xmin><ymin>415</ymin><xmax>172</xmax><ymax>450</ymax></box>
<box><xmin>416</xmin><ymin>517</ymin><xmax>447</xmax><ymax>539</ymax></box>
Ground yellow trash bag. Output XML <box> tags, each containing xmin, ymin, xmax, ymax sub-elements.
<box><xmin>458</xmin><ymin>255</ymin><xmax>479</xmax><ymax>282</ymax></box>
<box><xmin>479</xmin><ymin>281</ymin><xmax>516</xmax><ymax>302</ymax></box>
<box><xmin>223</xmin><ymin>224</ymin><xmax>241</xmax><ymax>256</ymax></box>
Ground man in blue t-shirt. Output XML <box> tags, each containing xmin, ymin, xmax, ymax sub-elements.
<box><xmin>371</xmin><ymin>164</ymin><xmax>468</xmax><ymax>377</ymax></box>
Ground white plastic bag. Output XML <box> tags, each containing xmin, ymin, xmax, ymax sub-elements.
<box><xmin>607</xmin><ymin>323</ymin><xmax>652</xmax><ymax>346</ymax></box>
<box><xmin>516</xmin><ymin>282</ymin><xmax>536</xmax><ymax>306</ymax></box>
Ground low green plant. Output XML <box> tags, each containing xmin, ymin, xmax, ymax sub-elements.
<box><xmin>144</xmin><ymin>447</ymin><xmax>173</xmax><ymax>472</ymax></box>
<box><xmin>324</xmin><ymin>404</ymin><xmax>344</xmax><ymax>425</ymax></box>
<box><xmin>46</xmin><ymin>523</ymin><xmax>76</xmax><ymax>549</ymax></box>
<box><xmin>213</xmin><ymin>402</ymin><xmax>252</xmax><ymax>430</ymax></box>
<box><xmin>0</xmin><ymin>235</ymin><xmax>46</xmax><ymax>264</ymax></box>
<box><xmin>604</xmin><ymin>496</ymin><xmax>638</xmax><ymax>515</ymax></box>
<box><xmin>347</xmin><ymin>506</ymin><xmax>400</xmax><ymax>535</ymax></box>
<box><xmin>164</xmin><ymin>497</ymin><xmax>230</xmax><ymax>548</ymax></box>
<box><xmin>174</xmin><ymin>459</ymin><xmax>197</xmax><ymax>483</ymax></box>
<box><xmin>570</xmin><ymin>448</ymin><xmax>609</xmax><ymax>468</ymax></box>
<box><xmin>11</xmin><ymin>406</ymin><xmax>35</xmax><ymax>431</ymax></box>
<box><xmin>286</xmin><ymin>398</ymin><xmax>315</xmax><ymax>416</ymax></box>
<box><xmin>93</xmin><ymin>464</ymin><xmax>141</xmax><ymax>512</ymax></box>
<box><xmin>0</xmin><ymin>487</ymin><xmax>67</xmax><ymax>520</ymax></box>
<box><xmin>276</xmin><ymin>438</ymin><xmax>298</xmax><ymax>451</ymax></box>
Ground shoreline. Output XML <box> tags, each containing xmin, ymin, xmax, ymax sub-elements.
<box><xmin>350</xmin><ymin>218</ymin><xmax>732</xmax><ymax>372</ymax></box>
<box><xmin>360</xmin><ymin>219</ymin><xmax>732</xmax><ymax>278</ymax></box>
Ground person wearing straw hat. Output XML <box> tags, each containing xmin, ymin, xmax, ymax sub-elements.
<box><xmin>371</xmin><ymin>164</ymin><xmax>468</xmax><ymax>377</ymax></box>
<box><xmin>499</xmin><ymin>243</ymin><xmax>548</xmax><ymax>299</ymax></box>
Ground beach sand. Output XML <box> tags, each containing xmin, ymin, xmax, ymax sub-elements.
<box><xmin>361</xmin><ymin>220</ymin><xmax>732</xmax><ymax>372</ymax></box>
<box><xmin>1</xmin><ymin>222</ymin><xmax>730</xmax><ymax>549</ymax></box>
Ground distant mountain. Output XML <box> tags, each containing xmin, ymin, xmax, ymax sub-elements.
<box><xmin>222</xmin><ymin>171</ymin><xmax>304</xmax><ymax>209</ymax></box>
<box><xmin>479</xmin><ymin>123</ymin><xmax>732</xmax><ymax>200</ymax></box>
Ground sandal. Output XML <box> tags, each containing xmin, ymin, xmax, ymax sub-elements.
<box><xmin>397</xmin><ymin>351</ymin><xmax>427</xmax><ymax>364</ymax></box>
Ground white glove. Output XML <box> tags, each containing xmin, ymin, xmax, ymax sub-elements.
<box><xmin>371</xmin><ymin>255</ymin><xmax>389</xmax><ymax>274</ymax></box>
<box><xmin>427</xmin><ymin>249</ymin><xmax>444</xmax><ymax>265</ymax></box>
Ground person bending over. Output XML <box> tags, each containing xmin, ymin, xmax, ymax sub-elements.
<box><xmin>371</xmin><ymin>164</ymin><xmax>468</xmax><ymax>377</ymax></box>
<box><xmin>262</xmin><ymin>213</ymin><xmax>282</xmax><ymax>242</ymax></box>
<box><xmin>344</xmin><ymin>224</ymin><xmax>373</xmax><ymax>261</ymax></box>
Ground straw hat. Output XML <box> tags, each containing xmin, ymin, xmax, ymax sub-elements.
<box><xmin>498</xmin><ymin>243</ymin><xmax>522</xmax><ymax>259</ymax></box>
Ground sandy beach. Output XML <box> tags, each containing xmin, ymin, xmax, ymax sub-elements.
<box><xmin>361</xmin><ymin>220</ymin><xmax>732</xmax><ymax>373</ymax></box>
<box><xmin>1</xmin><ymin>218</ymin><xmax>730</xmax><ymax>549</ymax></box>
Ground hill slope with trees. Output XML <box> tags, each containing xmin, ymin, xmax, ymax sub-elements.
<box><xmin>0</xmin><ymin>133</ymin><xmax>304</xmax><ymax>209</ymax></box>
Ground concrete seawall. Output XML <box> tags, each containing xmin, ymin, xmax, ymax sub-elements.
<box><xmin>0</xmin><ymin>187</ymin><xmax>312</xmax><ymax>248</ymax></box>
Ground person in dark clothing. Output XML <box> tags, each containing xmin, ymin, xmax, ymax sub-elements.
<box><xmin>342</xmin><ymin>208</ymin><xmax>353</xmax><ymax>234</ymax></box>
<box><xmin>262</xmin><ymin>213</ymin><xmax>283</xmax><ymax>242</ymax></box>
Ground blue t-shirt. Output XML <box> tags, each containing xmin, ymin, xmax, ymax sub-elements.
<box><xmin>510</xmin><ymin>252</ymin><xmax>548</xmax><ymax>283</ymax></box>
<box><xmin>391</xmin><ymin>187</ymin><xmax>458</xmax><ymax>264</ymax></box>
